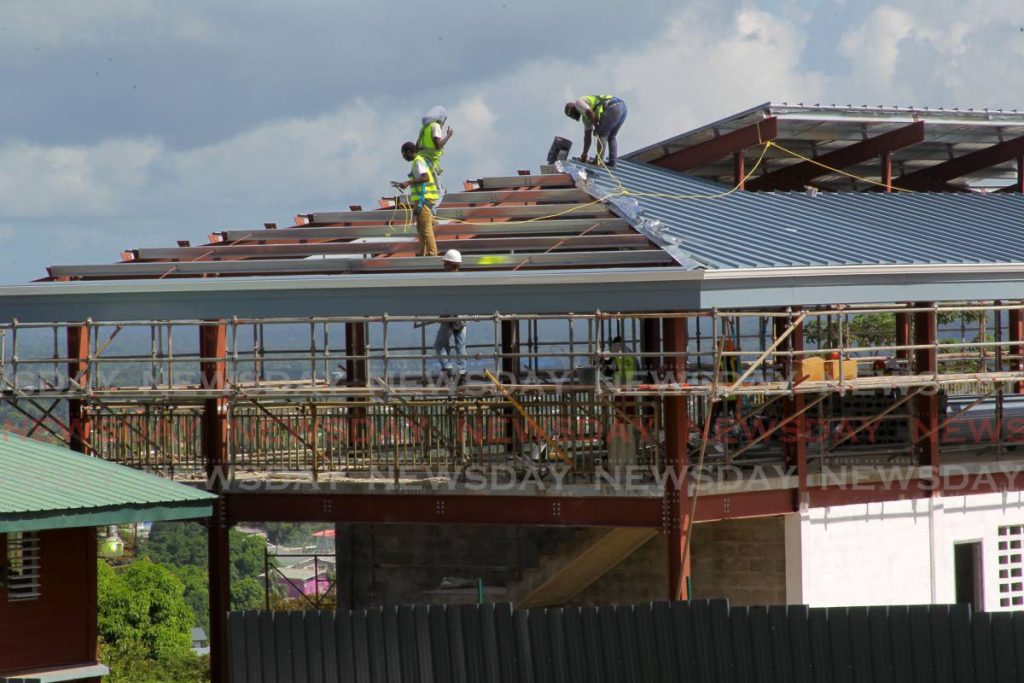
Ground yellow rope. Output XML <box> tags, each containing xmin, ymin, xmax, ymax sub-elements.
<box><xmin>763</xmin><ymin>140</ymin><xmax>915</xmax><ymax>193</ymax></box>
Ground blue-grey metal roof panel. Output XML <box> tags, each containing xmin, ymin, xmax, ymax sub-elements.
<box><xmin>574</xmin><ymin>159</ymin><xmax>1024</xmax><ymax>269</ymax></box>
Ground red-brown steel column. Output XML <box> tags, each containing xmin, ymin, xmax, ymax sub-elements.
<box><xmin>662</xmin><ymin>316</ymin><xmax>690</xmax><ymax>600</ymax></box>
<box><xmin>501</xmin><ymin>320</ymin><xmax>522</xmax><ymax>453</ymax></box>
<box><xmin>913</xmin><ymin>305</ymin><xmax>940</xmax><ymax>485</ymax></box>
<box><xmin>1011</xmin><ymin>308</ymin><xmax>1024</xmax><ymax>394</ymax></box>
<box><xmin>896</xmin><ymin>311</ymin><xmax>911</xmax><ymax>364</ymax></box>
<box><xmin>775</xmin><ymin>311</ymin><xmax>807</xmax><ymax>507</ymax></box>
<box><xmin>201</xmin><ymin>322</ymin><xmax>230</xmax><ymax>683</ymax></box>
<box><xmin>733</xmin><ymin>152</ymin><xmax>746</xmax><ymax>190</ymax></box>
<box><xmin>882</xmin><ymin>151</ymin><xmax>893</xmax><ymax>192</ymax></box>
<box><xmin>67</xmin><ymin>325</ymin><xmax>91</xmax><ymax>454</ymax></box>
<box><xmin>344</xmin><ymin>322</ymin><xmax>368</xmax><ymax>451</ymax></box>
<box><xmin>1017</xmin><ymin>156</ymin><xmax>1024</xmax><ymax>193</ymax></box>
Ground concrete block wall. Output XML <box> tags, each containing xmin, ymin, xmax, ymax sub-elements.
<box><xmin>336</xmin><ymin>516</ymin><xmax>789</xmax><ymax>609</ymax></box>
<box><xmin>690</xmin><ymin>516</ymin><xmax>788</xmax><ymax>605</ymax></box>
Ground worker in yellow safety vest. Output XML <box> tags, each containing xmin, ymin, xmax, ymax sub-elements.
<box><xmin>563</xmin><ymin>95</ymin><xmax>628</xmax><ymax>167</ymax></box>
<box><xmin>391</xmin><ymin>141</ymin><xmax>440</xmax><ymax>256</ymax></box>
<box><xmin>417</xmin><ymin>106</ymin><xmax>454</xmax><ymax>177</ymax></box>
<box><xmin>602</xmin><ymin>336</ymin><xmax>637</xmax><ymax>385</ymax></box>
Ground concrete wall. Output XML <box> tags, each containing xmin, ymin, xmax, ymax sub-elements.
<box><xmin>336</xmin><ymin>517</ymin><xmax>791</xmax><ymax>609</ymax></box>
<box><xmin>690</xmin><ymin>516</ymin><xmax>788</xmax><ymax>605</ymax></box>
<box><xmin>788</xmin><ymin>491</ymin><xmax>1024</xmax><ymax>611</ymax></box>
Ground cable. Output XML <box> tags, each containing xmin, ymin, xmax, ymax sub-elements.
<box><xmin>765</xmin><ymin>140</ymin><xmax>915</xmax><ymax>193</ymax></box>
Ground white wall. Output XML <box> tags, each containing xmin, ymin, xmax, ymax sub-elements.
<box><xmin>786</xmin><ymin>491</ymin><xmax>1024</xmax><ymax>611</ymax></box>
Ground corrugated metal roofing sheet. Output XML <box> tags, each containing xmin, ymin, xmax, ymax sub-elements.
<box><xmin>576</xmin><ymin>159</ymin><xmax>1024</xmax><ymax>269</ymax></box>
<box><xmin>0</xmin><ymin>431</ymin><xmax>215</xmax><ymax>531</ymax></box>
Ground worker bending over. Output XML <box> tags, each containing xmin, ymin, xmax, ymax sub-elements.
<box><xmin>564</xmin><ymin>95</ymin><xmax>628</xmax><ymax>167</ymax></box>
<box><xmin>417</xmin><ymin>106</ymin><xmax>454</xmax><ymax>177</ymax></box>
<box><xmin>435</xmin><ymin>250</ymin><xmax>467</xmax><ymax>384</ymax></box>
<box><xmin>392</xmin><ymin>141</ymin><xmax>439</xmax><ymax>256</ymax></box>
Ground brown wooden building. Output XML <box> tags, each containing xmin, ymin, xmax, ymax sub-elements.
<box><xmin>0</xmin><ymin>432</ymin><xmax>215</xmax><ymax>682</ymax></box>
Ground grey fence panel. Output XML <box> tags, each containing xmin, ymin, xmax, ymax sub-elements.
<box><xmin>229</xmin><ymin>601</ymin><xmax>1024</xmax><ymax>683</ymax></box>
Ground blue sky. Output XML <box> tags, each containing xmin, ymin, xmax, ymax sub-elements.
<box><xmin>1</xmin><ymin>0</ymin><xmax>1022</xmax><ymax>283</ymax></box>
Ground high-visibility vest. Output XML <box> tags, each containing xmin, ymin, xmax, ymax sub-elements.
<box><xmin>613</xmin><ymin>355</ymin><xmax>636</xmax><ymax>385</ymax></box>
<box><xmin>417</xmin><ymin>122</ymin><xmax>443</xmax><ymax>167</ymax></box>
<box><xmin>408</xmin><ymin>154</ymin><xmax>439</xmax><ymax>206</ymax></box>
<box><xmin>582</xmin><ymin>95</ymin><xmax>614</xmax><ymax>122</ymax></box>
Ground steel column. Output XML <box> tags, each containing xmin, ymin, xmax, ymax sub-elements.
<box><xmin>1011</xmin><ymin>308</ymin><xmax>1024</xmax><ymax>394</ymax></box>
<box><xmin>67</xmin><ymin>325</ymin><xmax>91</xmax><ymax>454</ymax></box>
<box><xmin>896</xmin><ymin>311</ymin><xmax>911</xmax><ymax>363</ymax></box>
<box><xmin>733</xmin><ymin>152</ymin><xmax>745</xmax><ymax>190</ymax></box>
<box><xmin>775</xmin><ymin>311</ymin><xmax>807</xmax><ymax>507</ymax></box>
<box><xmin>501</xmin><ymin>320</ymin><xmax>523</xmax><ymax>452</ymax></box>
<box><xmin>200</xmin><ymin>321</ymin><xmax>230</xmax><ymax>683</ymax></box>
<box><xmin>662</xmin><ymin>317</ymin><xmax>690</xmax><ymax>600</ymax></box>
<box><xmin>913</xmin><ymin>305</ymin><xmax>940</xmax><ymax>483</ymax></box>
<box><xmin>882</xmin><ymin>151</ymin><xmax>892</xmax><ymax>192</ymax></box>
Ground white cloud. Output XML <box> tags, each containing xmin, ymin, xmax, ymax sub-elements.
<box><xmin>0</xmin><ymin>138</ymin><xmax>161</xmax><ymax>217</ymax></box>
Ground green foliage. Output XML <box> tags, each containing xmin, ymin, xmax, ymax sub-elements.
<box><xmin>97</xmin><ymin>559</ymin><xmax>206</xmax><ymax>681</ymax></box>
<box><xmin>264</xmin><ymin>522</ymin><xmax>331</xmax><ymax>547</ymax></box>
<box><xmin>143</xmin><ymin>521</ymin><xmax>274</xmax><ymax>624</ymax></box>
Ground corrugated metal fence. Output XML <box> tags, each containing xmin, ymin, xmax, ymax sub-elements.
<box><xmin>229</xmin><ymin>600</ymin><xmax>1024</xmax><ymax>682</ymax></box>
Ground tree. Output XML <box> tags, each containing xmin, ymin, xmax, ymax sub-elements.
<box><xmin>97</xmin><ymin>559</ymin><xmax>205</xmax><ymax>681</ymax></box>
<box><xmin>143</xmin><ymin>520</ymin><xmax>275</xmax><ymax>622</ymax></box>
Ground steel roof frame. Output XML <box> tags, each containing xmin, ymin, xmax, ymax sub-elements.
<box><xmin>211</xmin><ymin>217</ymin><xmax>632</xmax><ymax>243</ymax></box>
<box><xmin>48</xmin><ymin>249</ymin><xmax>674</xmax><ymax>279</ymax></box>
<box><xmin>129</xmin><ymin>234</ymin><xmax>653</xmax><ymax>261</ymax></box>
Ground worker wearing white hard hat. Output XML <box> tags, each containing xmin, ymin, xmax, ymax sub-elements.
<box><xmin>435</xmin><ymin>250</ymin><xmax>467</xmax><ymax>384</ymax></box>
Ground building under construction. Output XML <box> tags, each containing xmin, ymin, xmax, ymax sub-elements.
<box><xmin>5</xmin><ymin>103</ymin><xmax>1024</xmax><ymax>680</ymax></box>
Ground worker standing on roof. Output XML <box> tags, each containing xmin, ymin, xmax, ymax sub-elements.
<box><xmin>391</xmin><ymin>141</ymin><xmax>439</xmax><ymax>256</ymax></box>
<box><xmin>564</xmin><ymin>95</ymin><xmax>628</xmax><ymax>167</ymax></box>
<box><xmin>417</xmin><ymin>106</ymin><xmax>454</xmax><ymax>177</ymax></box>
<box><xmin>435</xmin><ymin>250</ymin><xmax>467</xmax><ymax>385</ymax></box>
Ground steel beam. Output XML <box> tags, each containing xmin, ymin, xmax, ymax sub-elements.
<box><xmin>130</xmin><ymin>234</ymin><xmax>652</xmax><ymax>262</ymax></box>
<box><xmin>49</xmin><ymin>250</ymin><xmax>674</xmax><ymax>280</ymax></box>
<box><xmin>913</xmin><ymin>304</ymin><xmax>940</xmax><ymax>483</ymax></box>
<box><xmin>651</xmin><ymin>117</ymin><xmax>778</xmax><ymax>172</ymax></box>
<box><xmin>477</xmin><ymin>174</ymin><xmax>574</xmax><ymax>190</ymax></box>
<box><xmin>746</xmin><ymin>122</ymin><xmax>925</xmax><ymax>191</ymax></box>
<box><xmin>200</xmin><ymin>322</ymin><xmax>230</xmax><ymax>683</ymax></box>
<box><xmin>214</xmin><ymin>218</ymin><xmax>632</xmax><ymax>243</ymax></box>
<box><xmin>225</xmin><ymin>493</ymin><xmax>664</xmax><ymax>527</ymax></box>
<box><xmin>393</xmin><ymin>188</ymin><xmax>591</xmax><ymax>205</ymax></box>
<box><xmin>662</xmin><ymin>316</ymin><xmax>690</xmax><ymax>600</ymax></box>
<box><xmin>306</xmin><ymin>203</ymin><xmax>610</xmax><ymax>225</ymax></box>
<box><xmin>896</xmin><ymin>134</ymin><xmax>1024</xmax><ymax>189</ymax></box>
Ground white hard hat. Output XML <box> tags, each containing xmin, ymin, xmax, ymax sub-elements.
<box><xmin>442</xmin><ymin>249</ymin><xmax>462</xmax><ymax>264</ymax></box>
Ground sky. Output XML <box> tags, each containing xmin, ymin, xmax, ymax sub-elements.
<box><xmin>1</xmin><ymin>0</ymin><xmax>1023</xmax><ymax>284</ymax></box>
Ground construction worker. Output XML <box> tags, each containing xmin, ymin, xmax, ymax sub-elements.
<box><xmin>434</xmin><ymin>250</ymin><xmax>467</xmax><ymax>384</ymax></box>
<box><xmin>602</xmin><ymin>336</ymin><xmax>637</xmax><ymax>385</ymax></box>
<box><xmin>563</xmin><ymin>95</ymin><xmax>628</xmax><ymax>167</ymax></box>
<box><xmin>391</xmin><ymin>141</ymin><xmax>439</xmax><ymax>256</ymax></box>
<box><xmin>417</xmin><ymin>106</ymin><xmax>454</xmax><ymax>177</ymax></box>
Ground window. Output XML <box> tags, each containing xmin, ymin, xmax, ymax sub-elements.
<box><xmin>5</xmin><ymin>532</ymin><xmax>41</xmax><ymax>602</ymax></box>
<box><xmin>997</xmin><ymin>525</ymin><xmax>1024</xmax><ymax>608</ymax></box>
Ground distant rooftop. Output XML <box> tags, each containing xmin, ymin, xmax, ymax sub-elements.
<box><xmin>628</xmin><ymin>102</ymin><xmax>1024</xmax><ymax>192</ymax></box>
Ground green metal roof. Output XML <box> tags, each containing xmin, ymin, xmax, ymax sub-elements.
<box><xmin>0</xmin><ymin>432</ymin><xmax>215</xmax><ymax>532</ymax></box>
